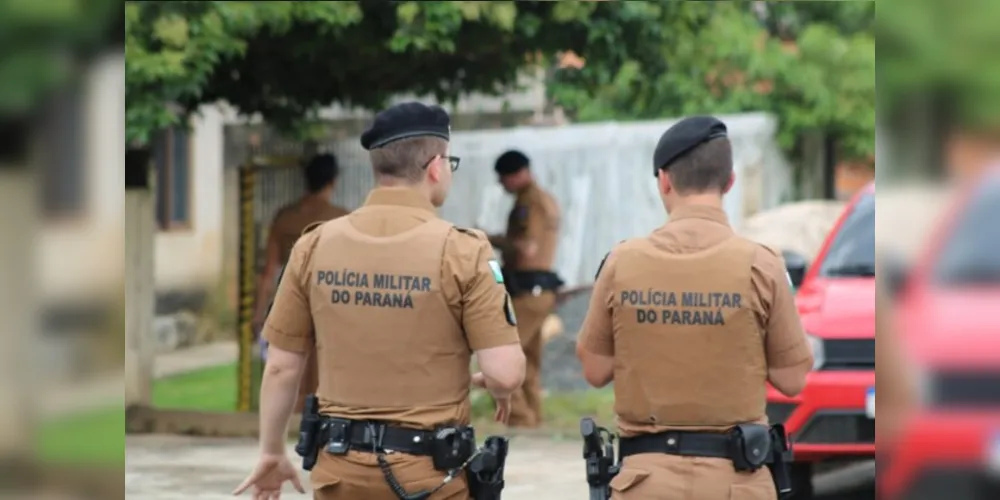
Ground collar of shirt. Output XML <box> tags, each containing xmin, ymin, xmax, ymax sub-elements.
<box><xmin>667</xmin><ymin>204</ymin><xmax>730</xmax><ymax>226</ymax></box>
<box><xmin>363</xmin><ymin>187</ymin><xmax>437</xmax><ymax>214</ymax></box>
<box><xmin>516</xmin><ymin>180</ymin><xmax>537</xmax><ymax>201</ymax></box>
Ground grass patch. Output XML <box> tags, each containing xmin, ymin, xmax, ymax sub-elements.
<box><xmin>470</xmin><ymin>388</ymin><xmax>616</xmax><ymax>437</ymax></box>
<box><xmin>152</xmin><ymin>362</ymin><xmax>238</xmax><ymax>411</ymax></box>
<box><xmin>38</xmin><ymin>363</ymin><xmax>239</xmax><ymax>464</ymax></box>
<box><xmin>38</xmin><ymin>406</ymin><xmax>125</xmax><ymax>464</ymax></box>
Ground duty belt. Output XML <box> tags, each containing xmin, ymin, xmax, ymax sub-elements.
<box><xmin>322</xmin><ymin>418</ymin><xmax>439</xmax><ymax>456</ymax></box>
<box><xmin>503</xmin><ymin>270</ymin><xmax>564</xmax><ymax>296</ymax></box>
<box><xmin>618</xmin><ymin>430</ymin><xmax>772</xmax><ymax>462</ymax></box>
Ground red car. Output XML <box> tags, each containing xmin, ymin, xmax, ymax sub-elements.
<box><xmin>769</xmin><ymin>183</ymin><xmax>876</xmax><ymax>498</ymax></box>
<box><xmin>880</xmin><ymin>171</ymin><xmax>1000</xmax><ymax>500</ymax></box>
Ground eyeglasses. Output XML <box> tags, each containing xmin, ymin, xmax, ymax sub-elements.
<box><xmin>422</xmin><ymin>155</ymin><xmax>461</xmax><ymax>172</ymax></box>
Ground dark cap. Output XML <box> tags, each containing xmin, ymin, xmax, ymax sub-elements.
<box><xmin>652</xmin><ymin>116</ymin><xmax>728</xmax><ymax>176</ymax></box>
<box><xmin>495</xmin><ymin>150</ymin><xmax>530</xmax><ymax>175</ymax></box>
<box><xmin>360</xmin><ymin>102</ymin><xmax>451</xmax><ymax>150</ymax></box>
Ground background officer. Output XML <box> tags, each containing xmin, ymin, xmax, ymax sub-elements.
<box><xmin>252</xmin><ymin>152</ymin><xmax>351</xmax><ymax>413</ymax></box>
<box><xmin>575</xmin><ymin>116</ymin><xmax>813</xmax><ymax>499</ymax></box>
<box><xmin>487</xmin><ymin>150</ymin><xmax>562</xmax><ymax>429</ymax></box>
<box><xmin>234</xmin><ymin>102</ymin><xmax>526</xmax><ymax>500</ymax></box>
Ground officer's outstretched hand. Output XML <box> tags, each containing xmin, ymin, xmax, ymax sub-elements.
<box><xmin>472</xmin><ymin>372</ymin><xmax>511</xmax><ymax>424</ymax></box>
<box><xmin>233</xmin><ymin>453</ymin><xmax>305</xmax><ymax>499</ymax></box>
<box><xmin>493</xmin><ymin>395</ymin><xmax>511</xmax><ymax>424</ymax></box>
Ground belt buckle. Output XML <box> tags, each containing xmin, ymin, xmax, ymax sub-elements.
<box><xmin>531</xmin><ymin>285</ymin><xmax>542</xmax><ymax>296</ymax></box>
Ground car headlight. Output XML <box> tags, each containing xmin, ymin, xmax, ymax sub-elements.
<box><xmin>806</xmin><ymin>334</ymin><xmax>825</xmax><ymax>371</ymax></box>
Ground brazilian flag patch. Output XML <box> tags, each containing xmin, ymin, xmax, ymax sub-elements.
<box><xmin>488</xmin><ymin>260</ymin><xmax>504</xmax><ymax>284</ymax></box>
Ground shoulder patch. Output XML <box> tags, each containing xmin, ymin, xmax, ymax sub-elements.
<box><xmin>488</xmin><ymin>259</ymin><xmax>505</xmax><ymax>283</ymax></box>
<box><xmin>301</xmin><ymin>220</ymin><xmax>324</xmax><ymax>236</ymax></box>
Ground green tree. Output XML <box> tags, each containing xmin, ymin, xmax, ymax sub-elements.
<box><xmin>126</xmin><ymin>0</ymin><xmax>654</xmax><ymax>146</ymax></box>
<box><xmin>548</xmin><ymin>1</ymin><xmax>876</xmax><ymax>161</ymax></box>
<box><xmin>878</xmin><ymin>0</ymin><xmax>1000</xmax><ymax>131</ymax></box>
<box><xmin>0</xmin><ymin>0</ymin><xmax>119</xmax><ymax>156</ymax></box>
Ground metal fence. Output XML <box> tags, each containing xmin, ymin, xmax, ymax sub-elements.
<box><xmin>228</xmin><ymin>113</ymin><xmax>790</xmax><ymax>406</ymax></box>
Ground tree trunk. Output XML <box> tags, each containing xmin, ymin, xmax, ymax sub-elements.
<box><xmin>125</xmin><ymin>148</ymin><xmax>156</xmax><ymax>409</ymax></box>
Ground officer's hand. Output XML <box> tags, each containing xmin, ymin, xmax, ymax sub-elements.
<box><xmin>494</xmin><ymin>395</ymin><xmax>512</xmax><ymax>424</ymax></box>
<box><xmin>233</xmin><ymin>453</ymin><xmax>305</xmax><ymax>499</ymax></box>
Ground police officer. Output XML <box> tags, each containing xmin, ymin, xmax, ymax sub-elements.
<box><xmin>575</xmin><ymin>116</ymin><xmax>813</xmax><ymax>499</ymax></box>
<box><xmin>486</xmin><ymin>150</ymin><xmax>562</xmax><ymax>429</ymax></box>
<box><xmin>253</xmin><ymin>153</ymin><xmax>351</xmax><ymax>413</ymax></box>
<box><xmin>234</xmin><ymin>102</ymin><xmax>526</xmax><ymax>500</ymax></box>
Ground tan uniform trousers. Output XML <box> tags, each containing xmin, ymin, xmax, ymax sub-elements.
<box><xmin>311</xmin><ymin>450</ymin><xmax>469</xmax><ymax>500</ymax></box>
<box><xmin>610</xmin><ymin>454</ymin><xmax>776</xmax><ymax>500</ymax></box>
<box><xmin>507</xmin><ymin>292</ymin><xmax>557</xmax><ymax>428</ymax></box>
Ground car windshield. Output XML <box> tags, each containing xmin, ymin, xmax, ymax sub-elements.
<box><xmin>819</xmin><ymin>191</ymin><xmax>876</xmax><ymax>278</ymax></box>
<box><xmin>933</xmin><ymin>176</ymin><xmax>1000</xmax><ymax>285</ymax></box>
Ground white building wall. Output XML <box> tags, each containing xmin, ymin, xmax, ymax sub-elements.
<box><xmin>38</xmin><ymin>52</ymin><xmax>125</xmax><ymax>303</ymax></box>
<box><xmin>153</xmin><ymin>106</ymin><xmax>225</xmax><ymax>290</ymax></box>
<box><xmin>39</xmin><ymin>54</ymin><xmax>225</xmax><ymax>304</ymax></box>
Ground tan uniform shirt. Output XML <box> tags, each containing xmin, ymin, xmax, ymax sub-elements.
<box><xmin>263</xmin><ymin>187</ymin><xmax>520</xmax><ymax>430</ymax></box>
<box><xmin>270</xmin><ymin>197</ymin><xmax>350</xmax><ymax>265</ymax></box>
<box><xmin>501</xmin><ymin>182</ymin><xmax>560</xmax><ymax>271</ymax></box>
<box><xmin>578</xmin><ymin>205</ymin><xmax>810</xmax><ymax>437</ymax></box>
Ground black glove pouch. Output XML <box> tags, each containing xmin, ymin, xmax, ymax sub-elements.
<box><xmin>729</xmin><ymin>423</ymin><xmax>772</xmax><ymax>472</ymax></box>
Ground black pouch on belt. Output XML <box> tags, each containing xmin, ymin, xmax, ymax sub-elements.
<box><xmin>729</xmin><ymin>423</ymin><xmax>772</xmax><ymax>472</ymax></box>
<box><xmin>431</xmin><ymin>426</ymin><xmax>476</xmax><ymax>471</ymax></box>
<box><xmin>324</xmin><ymin>418</ymin><xmax>353</xmax><ymax>456</ymax></box>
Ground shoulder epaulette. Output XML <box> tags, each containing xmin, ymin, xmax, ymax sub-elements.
<box><xmin>595</xmin><ymin>240</ymin><xmax>627</xmax><ymax>279</ymax></box>
<box><xmin>301</xmin><ymin>221</ymin><xmax>324</xmax><ymax>236</ymax></box>
<box><xmin>454</xmin><ymin>226</ymin><xmax>486</xmax><ymax>240</ymax></box>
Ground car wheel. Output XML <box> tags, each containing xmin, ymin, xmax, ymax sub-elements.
<box><xmin>789</xmin><ymin>463</ymin><xmax>815</xmax><ymax>499</ymax></box>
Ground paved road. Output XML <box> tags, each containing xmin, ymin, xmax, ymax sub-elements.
<box><xmin>126</xmin><ymin>435</ymin><xmax>873</xmax><ymax>499</ymax></box>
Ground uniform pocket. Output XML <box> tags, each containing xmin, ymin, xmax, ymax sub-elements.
<box><xmin>729</xmin><ymin>481</ymin><xmax>776</xmax><ymax>500</ymax></box>
<box><xmin>609</xmin><ymin>468</ymin><xmax>651</xmax><ymax>493</ymax></box>
<box><xmin>310</xmin><ymin>455</ymin><xmax>343</xmax><ymax>493</ymax></box>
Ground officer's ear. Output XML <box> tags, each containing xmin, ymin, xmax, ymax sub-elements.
<box><xmin>426</xmin><ymin>155</ymin><xmax>443</xmax><ymax>183</ymax></box>
<box><xmin>657</xmin><ymin>169</ymin><xmax>673</xmax><ymax>196</ymax></box>
<box><xmin>721</xmin><ymin>171</ymin><xmax>736</xmax><ymax>195</ymax></box>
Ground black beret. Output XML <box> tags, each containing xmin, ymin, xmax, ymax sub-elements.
<box><xmin>360</xmin><ymin>102</ymin><xmax>451</xmax><ymax>150</ymax></box>
<box><xmin>652</xmin><ymin>116</ymin><xmax>728</xmax><ymax>176</ymax></box>
<box><xmin>494</xmin><ymin>150</ymin><xmax>530</xmax><ymax>175</ymax></box>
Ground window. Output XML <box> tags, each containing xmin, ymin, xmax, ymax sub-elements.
<box><xmin>41</xmin><ymin>89</ymin><xmax>86</xmax><ymax>219</ymax></box>
<box><xmin>153</xmin><ymin>127</ymin><xmax>192</xmax><ymax>229</ymax></box>
<box><xmin>819</xmin><ymin>191</ymin><xmax>876</xmax><ymax>278</ymax></box>
<box><xmin>933</xmin><ymin>176</ymin><xmax>1000</xmax><ymax>285</ymax></box>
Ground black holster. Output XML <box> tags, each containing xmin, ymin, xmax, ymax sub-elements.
<box><xmin>294</xmin><ymin>394</ymin><xmax>323</xmax><ymax>471</ymax></box>
<box><xmin>766</xmin><ymin>425</ymin><xmax>794</xmax><ymax>499</ymax></box>
<box><xmin>580</xmin><ymin>418</ymin><xmax>619</xmax><ymax>500</ymax></box>
<box><xmin>467</xmin><ymin>436</ymin><xmax>509</xmax><ymax>500</ymax></box>
<box><xmin>730</xmin><ymin>423</ymin><xmax>795</xmax><ymax>499</ymax></box>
